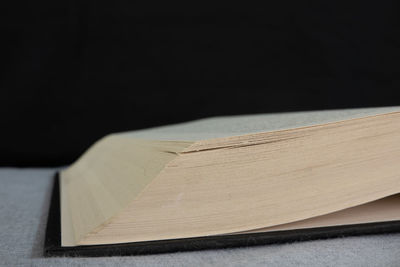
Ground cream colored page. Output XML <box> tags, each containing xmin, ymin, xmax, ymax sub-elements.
<box><xmin>82</xmin><ymin>112</ymin><xmax>400</xmax><ymax>245</ymax></box>
<box><xmin>243</xmin><ymin>194</ymin><xmax>400</xmax><ymax>233</ymax></box>
<box><xmin>61</xmin><ymin>135</ymin><xmax>193</xmax><ymax>246</ymax></box>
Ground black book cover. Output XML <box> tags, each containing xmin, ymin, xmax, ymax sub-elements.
<box><xmin>45</xmin><ymin>173</ymin><xmax>400</xmax><ymax>257</ymax></box>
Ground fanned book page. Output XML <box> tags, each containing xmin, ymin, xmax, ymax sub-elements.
<box><xmin>58</xmin><ymin>109</ymin><xmax>400</xmax><ymax>248</ymax></box>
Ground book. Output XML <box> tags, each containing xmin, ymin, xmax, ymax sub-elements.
<box><xmin>45</xmin><ymin>110</ymin><xmax>400</xmax><ymax>256</ymax></box>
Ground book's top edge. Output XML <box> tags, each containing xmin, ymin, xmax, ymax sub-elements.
<box><xmin>113</xmin><ymin>107</ymin><xmax>400</xmax><ymax>142</ymax></box>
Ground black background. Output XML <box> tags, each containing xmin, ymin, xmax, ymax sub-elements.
<box><xmin>2</xmin><ymin>1</ymin><xmax>400</xmax><ymax>166</ymax></box>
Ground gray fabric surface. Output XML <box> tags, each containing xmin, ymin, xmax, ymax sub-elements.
<box><xmin>2</xmin><ymin>107</ymin><xmax>400</xmax><ymax>266</ymax></box>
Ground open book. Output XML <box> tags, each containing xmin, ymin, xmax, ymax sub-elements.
<box><xmin>46</xmin><ymin>109</ymin><xmax>400</xmax><ymax>256</ymax></box>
